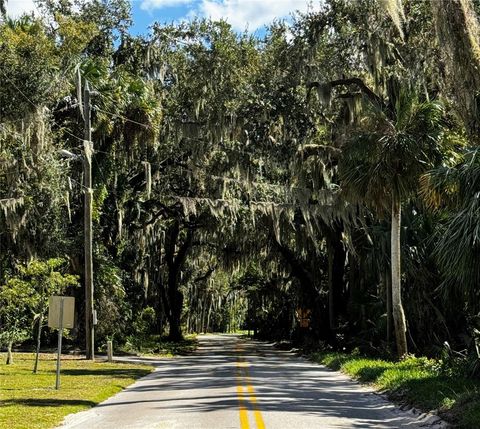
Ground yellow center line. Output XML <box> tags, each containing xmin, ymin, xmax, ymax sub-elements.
<box><xmin>236</xmin><ymin>380</ymin><xmax>250</xmax><ymax>429</ymax></box>
<box><xmin>236</xmin><ymin>351</ymin><xmax>250</xmax><ymax>429</ymax></box>
<box><xmin>235</xmin><ymin>344</ymin><xmax>266</xmax><ymax>429</ymax></box>
<box><xmin>244</xmin><ymin>370</ymin><xmax>266</xmax><ymax>429</ymax></box>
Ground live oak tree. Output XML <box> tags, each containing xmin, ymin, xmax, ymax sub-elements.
<box><xmin>2</xmin><ymin>0</ymin><xmax>480</xmax><ymax>368</ymax></box>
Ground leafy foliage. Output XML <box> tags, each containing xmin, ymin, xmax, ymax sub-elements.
<box><xmin>1</xmin><ymin>0</ymin><xmax>480</xmax><ymax>379</ymax></box>
<box><xmin>0</xmin><ymin>258</ymin><xmax>78</xmax><ymax>363</ymax></box>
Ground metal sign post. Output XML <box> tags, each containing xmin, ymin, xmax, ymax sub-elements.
<box><xmin>48</xmin><ymin>296</ymin><xmax>75</xmax><ymax>390</ymax></box>
<box><xmin>55</xmin><ymin>297</ymin><xmax>65</xmax><ymax>390</ymax></box>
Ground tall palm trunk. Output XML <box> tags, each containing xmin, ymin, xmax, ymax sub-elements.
<box><xmin>385</xmin><ymin>268</ymin><xmax>393</xmax><ymax>346</ymax></box>
<box><xmin>391</xmin><ymin>200</ymin><xmax>408</xmax><ymax>358</ymax></box>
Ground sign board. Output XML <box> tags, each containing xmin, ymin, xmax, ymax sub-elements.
<box><xmin>296</xmin><ymin>308</ymin><xmax>312</xmax><ymax>328</ymax></box>
<box><xmin>48</xmin><ymin>296</ymin><xmax>75</xmax><ymax>329</ymax></box>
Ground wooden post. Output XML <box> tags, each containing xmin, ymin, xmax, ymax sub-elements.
<box><xmin>6</xmin><ymin>341</ymin><xmax>13</xmax><ymax>364</ymax></box>
<box><xmin>107</xmin><ymin>341</ymin><xmax>113</xmax><ymax>362</ymax></box>
<box><xmin>84</xmin><ymin>80</ymin><xmax>94</xmax><ymax>361</ymax></box>
<box><xmin>33</xmin><ymin>314</ymin><xmax>43</xmax><ymax>373</ymax></box>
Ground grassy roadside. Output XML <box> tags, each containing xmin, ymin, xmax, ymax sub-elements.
<box><xmin>0</xmin><ymin>353</ymin><xmax>153</xmax><ymax>429</ymax></box>
<box><xmin>121</xmin><ymin>334</ymin><xmax>198</xmax><ymax>357</ymax></box>
<box><xmin>310</xmin><ymin>351</ymin><xmax>480</xmax><ymax>428</ymax></box>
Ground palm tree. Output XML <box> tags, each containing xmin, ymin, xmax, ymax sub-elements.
<box><xmin>422</xmin><ymin>147</ymin><xmax>480</xmax><ymax>310</ymax></box>
<box><xmin>339</xmin><ymin>90</ymin><xmax>445</xmax><ymax>357</ymax></box>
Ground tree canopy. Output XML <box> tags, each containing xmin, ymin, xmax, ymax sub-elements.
<box><xmin>1</xmin><ymin>0</ymin><xmax>480</xmax><ymax>368</ymax></box>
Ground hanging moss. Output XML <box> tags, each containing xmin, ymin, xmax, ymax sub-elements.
<box><xmin>431</xmin><ymin>0</ymin><xmax>480</xmax><ymax>136</ymax></box>
<box><xmin>378</xmin><ymin>0</ymin><xmax>405</xmax><ymax>39</ymax></box>
<box><xmin>316</xmin><ymin>82</ymin><xmax>332</xmax><ymax>107</ymax></box>
<box><xmin>144</xmin><ymin>161</ymin><xmax>152</xmax><ymax>199</ymax></box>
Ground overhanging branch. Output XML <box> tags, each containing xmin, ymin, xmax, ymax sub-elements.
<box><xmin>308</xmin><ymin>77</ymin><xmax>385</xmax><ymax>109</ymax></box>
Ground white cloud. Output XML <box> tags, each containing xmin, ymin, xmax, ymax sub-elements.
<box><xmin>140</xmin><ymin>0</ymin><xmax>193</xmax><ymax>11</ymax></box>
<box><xmin>140</xmin><ymin>0</ymin><xmax>321</xmax><ymax>31</ymax></box>
<box><xmin>6</xmin><ymin>0</ymin><xmax>320</xmax><ymax>33</ymax></box>
<box><xmin>198</xmin><ymin>0</ymin><xmax>320</xmax><ymax>31</ymax></box>
<box><xmin>5</xmin><ymin>0</ymin><xmax>38</xmax><ymax>18</ymax></box>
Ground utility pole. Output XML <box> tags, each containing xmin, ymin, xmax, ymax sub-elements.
<box><xmin>83</xmin><ymin>80</ymin><xmax>94</xmax><ymax>360</ymax></box>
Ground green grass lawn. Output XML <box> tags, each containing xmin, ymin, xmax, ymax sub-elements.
<box><xmin>0</xmin><ymin>353</ymin><xmax>153</xmax><ymax>429</ymax></box>
<box><xmin>311</xmin><ymin>352</ymin><xmax>480</xmax><ymax>428</ymax></box>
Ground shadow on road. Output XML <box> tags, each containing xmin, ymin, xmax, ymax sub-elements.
<box><xmin>96</xmin><ymin>335</ymin><xmax>423</xmax><ymax>428</ymax></box>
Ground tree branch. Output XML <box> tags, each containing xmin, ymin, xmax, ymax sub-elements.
<box><xmin>308</xmin><ymin>77</ymin><xmax>385</xmax><ymax>109</ymax></box>
<box><xmin>194</xmin><ymin>266</ymin><xmax>217</xmax><ymax>283</ymax></box>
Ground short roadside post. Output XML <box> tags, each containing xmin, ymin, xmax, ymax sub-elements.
<box><xmin>107</xmin><ymin>340</ymin><xmax>113</xmax><ymax>362</ymax></box>
<box><xmin>48</xmin><ymin>296</ymin><xmax>75</xmax><ymax>390</ymax></box>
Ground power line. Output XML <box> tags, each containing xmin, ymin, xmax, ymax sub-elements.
<box><xmin>0</xmin><ymin>117</ymin><xmax>85</xmax><ymax>144</ymax></box>
<box><xmin>94</xmin><ymin>106</ymin><xmax>159</xmax><ymax>131</ymax></box>
<box><xmin>55</xmin><ymin>126</ymin><xmax>86</xmax><ymax>143</ymax></box>
<box><xmin>91</xmin><ymin>143</ymin><xmax>310</xmax><ymax>195</ymax></box>
<box><xmin>87</xmin><ymin>82</ymin><xmax>160</xmax><ymax>132</ymax></box>
<box><xmin>0</xmin><ymin>70</ymin><xmax>85</xmax><ymax>143</ymax></box>
<box><xmin>87</xmin><ymin>81</ymin><xmax>120</xmax><ymax>108</ymax></box>
<box><xmin>88</xmin><ymin>82</ymin><xmax>269</xmax><ymax>161</ymax></box>
<box><xmin>1</xmin><ymin>71</ymin><xmax>312</xmax><ymax>197</ymax></box>
<box><xmin>68</xmin><ymin>176</ymin><xmax>88</xmax><ymax>191</ymax></box>
<box><xmin>91</xmin><ymin>105</ymin><xmax>273</xmax><ymax>164</ymax></box>
<box><xmin>0</xmin><ymin>69</ymin><xmax>38</xmax><ymax>110</ymax></box>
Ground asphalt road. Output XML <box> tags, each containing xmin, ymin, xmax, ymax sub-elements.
<box><xmin>58</xmin><ymin>334</ymin><xmax>444</xmax><ymax>429</ymax></box>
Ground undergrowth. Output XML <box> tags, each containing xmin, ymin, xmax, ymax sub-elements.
<box><xmin>310</xmin><ymin>351</ymin><xmax>480</xmax><ymax>428</ymax></box>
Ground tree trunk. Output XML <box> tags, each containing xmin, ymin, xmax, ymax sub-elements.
<box><xmin>391</xmin><ymin>200</ymin><xmax>408</xmax><ymax>358</ymax></box>
<box><xmin>33</xmin><ymin>314</ymin><xmax>43</xmax><ymax>374</ymax></box>
<box><xmin>167</xmin><ymin>269</ymin><xmax>183</xmax><ymax>341</ymax></box>
<box><xmin>6</xmin><ymin>341</ymin><xmax>13</xmax><ymax>364</ymax></box>
<box><xmin>168</xmin><ymin>315</ymin><xmax>182</xmax><ymax>341</ymax></box>
<box><xmin>326</xmin><ymin>227</ymin><xmax>345</xmax><ymax>337</ymax></box>
<box><xmin>328</xmin><ymin>243</ymin><xmax>335</xmax><ymax>330</ymax></box>
<box><xmin>385</xmin><ymin>268</ymin><xmax>393</xmax><ymax>346</ymax></box>
<box><xmin>206</xmin><ymin>300</ymin><xmax>213</xmax><ymax>333</ymax></box>
<box><xmin>164</xmin><ymin>222</ymin><xmax>193</xmax><ymax>342</ymax></box>
<box><xmin>333</xmin><ymin>237</ymin><xmax>346</xmax><ymax>314</ymax></box>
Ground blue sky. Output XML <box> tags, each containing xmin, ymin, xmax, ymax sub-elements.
<box><xmin>130</xmin><ymin>0</ymin><xmax>192</xmax><ymax>35</ymax></box>
<box><xmin>8</xmin><ymin>0</ymin><xmax>320</xmax><ymax>36</ymax></box>
<box><xmin>131</xmin><ymin>1</ymin><xmax>321</xmax><ymax>36</ymax></box>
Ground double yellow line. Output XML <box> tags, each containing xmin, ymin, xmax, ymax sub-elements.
<box><xmin>236</xmin><ymin>346</ymin><xmax>266</xmax><ymax>429</ymax></box>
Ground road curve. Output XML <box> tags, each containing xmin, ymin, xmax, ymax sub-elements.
<box><xmin>58</xmin><ymin>334</ymin><xmax>442</xmax><ymax>429</ymax></box>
